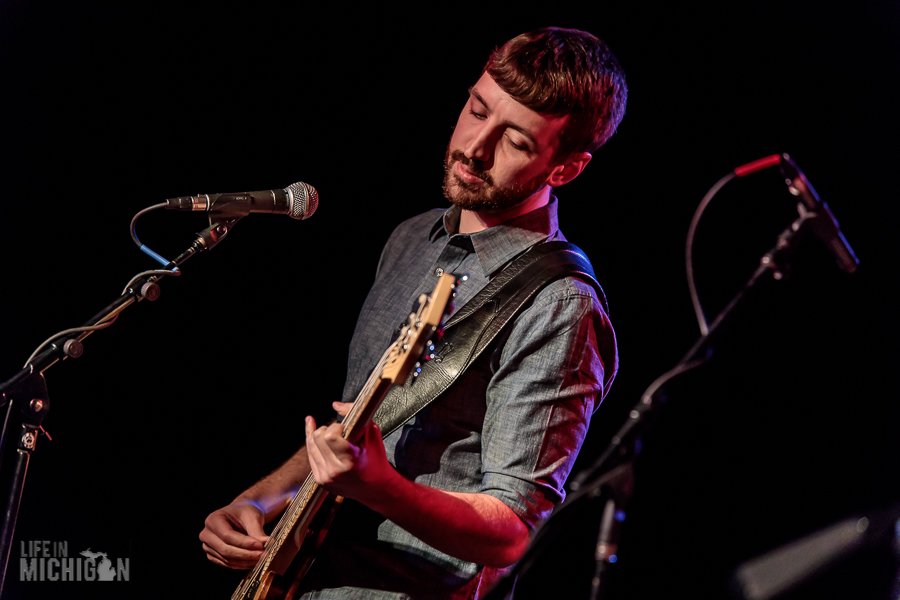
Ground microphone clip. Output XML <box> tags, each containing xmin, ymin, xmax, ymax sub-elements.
<box><xmin>196</xmin><ymin>217</ymin><xmax>242</xmax><ymax>252</ymax></box>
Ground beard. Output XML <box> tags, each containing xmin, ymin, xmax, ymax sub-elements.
<box><xmin>442</xmin><ymin>147</ymin><xmax>551</xmax><ymax>212</ymax></box>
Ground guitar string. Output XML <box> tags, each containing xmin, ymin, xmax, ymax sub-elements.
<box><xmin>238</xmin><ymin>284</ymin><xmax>446</xmax><ymax>595</ymax></box>
<box><xmin>240</xmin><ymin>338</ymin><xmax>402</xmax><ymax>594</ymax></box>
<box><xmin>338</xmin><ymin>283</ymin><xmax>452</xmax><ymax>438</ymax></box>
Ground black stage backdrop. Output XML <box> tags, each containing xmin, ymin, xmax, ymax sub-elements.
<box><xmin>1</xmin><ymin>3</ymin><xmax>898</xmax><ymax>599</ymax></box>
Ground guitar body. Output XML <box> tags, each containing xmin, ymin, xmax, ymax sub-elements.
<box><xmin>230</xmin><ymin>274</ymin><xmax>456</xmax><ymax>600</ymax></box>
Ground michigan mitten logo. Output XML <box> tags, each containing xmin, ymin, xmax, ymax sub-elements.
<box><xmin>19</xmin><ymin>540</ymin><xmax>130</xmax><ymax>582</ymax></box>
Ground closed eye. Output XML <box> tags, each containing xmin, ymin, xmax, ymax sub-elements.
<box><xmin>506</xmin><ymin>135</ymin><xmax>529</xmax><ymax>152</ymax></box>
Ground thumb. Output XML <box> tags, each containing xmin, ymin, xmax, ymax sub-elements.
<box><xmin>332</xmin><ymin>401</ymin><xmax>353</xmax><ymax>417</ymax></box>
<box><xmin>239</xmin><ymin>505</ymin><xmax>270</xmax><ymax>544</ymax></box>
<box><xmin>363</xmin><ymin>421</ymin><xmax>383</xmax><ymax>449</ymax></box>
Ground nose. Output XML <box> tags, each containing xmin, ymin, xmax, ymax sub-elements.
<box><xmin>464</xmin><ymin>122</ymin><xmax>497</xmax><ymax>168</ymax></box>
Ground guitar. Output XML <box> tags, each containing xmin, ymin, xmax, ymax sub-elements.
<box><xmin>231</xmin><ymin>273</ymin><xmax>458</xmax><ymax>600</ymax></box>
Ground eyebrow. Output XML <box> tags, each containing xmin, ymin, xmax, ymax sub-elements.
<box><xmin>469</xmin><ymin>86</ymin><xmax>538</xmax><ymax>148</ymax></box>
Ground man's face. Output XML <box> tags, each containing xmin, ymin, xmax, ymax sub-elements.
<box><xmin>443</xmin><ymin>73</ymin><xmax>569</xmax><ymax>212</ymax></box>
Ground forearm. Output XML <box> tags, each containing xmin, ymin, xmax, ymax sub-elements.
<box><xmin>234</xmin><ymin>446</ymin><xmax>312</xmax><ymax>522</ymax></box>
<box><xmin>306</xmin><ymin>415</ymin><xmax>531</xmax><ymax>567</ymax></box>
<box><xmin>364</xmin><ymin>471</ymin><xmax>530</xmax><ymax>568</ymax></box>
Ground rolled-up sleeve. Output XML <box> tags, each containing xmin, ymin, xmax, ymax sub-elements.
<box><xmin>479</xmin><ymin>277</ymin><xmax>615</xmax><ymax>530</ymax></box>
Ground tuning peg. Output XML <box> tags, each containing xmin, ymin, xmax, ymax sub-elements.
<box><xmin>445</xmin><ymin>274</ymin><xmax>468</xmax><ymax>316</ymax></box>
<box><xmin>451</xmin><ymin>274</ymin><xmax>469</xmax><ymax>297</ymax></box>
<box><xmin>422</xmin><ymin>341</ymin><xmax>436</xmax><ymax>361</ymax></box>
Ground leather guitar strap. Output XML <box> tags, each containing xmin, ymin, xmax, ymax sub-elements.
<box><xmin>373</xmin><ymin>241</ymin><xmax>608</xmax><ymax>438</ymax></box>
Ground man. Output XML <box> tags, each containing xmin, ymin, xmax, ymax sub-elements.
<box><xmin>200</xmin><ymin>27</ymin><xmax>627</xmax><ymax>599</ymax></box>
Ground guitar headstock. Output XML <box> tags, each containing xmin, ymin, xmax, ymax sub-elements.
<box><xmin>413</xmin><ymin>273</ymin><xmax>467</xmax><ymax>377</ymax></box>
<box><xmin>381</xmin><ymin>273</ymin><xmax>458</xmax><ymax>386</ymax></box>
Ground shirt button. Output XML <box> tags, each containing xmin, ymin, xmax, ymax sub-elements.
<box><xmin>434</xmin><ymin>268</ymin><xmax>444</xmax><ymax>277</ymax></box>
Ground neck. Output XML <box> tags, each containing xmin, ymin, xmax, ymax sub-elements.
<box><xmin>458</xmin><ymin>187</ymin><xmax>551</xmax><ymax>234</ymax></box>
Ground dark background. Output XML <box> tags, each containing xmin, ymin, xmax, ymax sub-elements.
<box><xmin>1</xmin><ymin>2</ymin><xmax>898</xmax><ymax>599</ymax></box>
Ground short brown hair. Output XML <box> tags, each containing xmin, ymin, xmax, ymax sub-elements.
<box><xmin>485</xmin><ymin>27</ymin><xmax>628</xmax><ymax>162</ymax></box>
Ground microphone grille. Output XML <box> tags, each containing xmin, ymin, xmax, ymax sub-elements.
<box><xmin>286</xmin><ymin>181</ymin><xmax>319</xmax><ymax>220</ymax></box>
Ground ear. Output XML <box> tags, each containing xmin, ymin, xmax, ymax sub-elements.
<box><xmin>547</xmin><ymin>152</ymin><xmax>592</xmax><ymax>187</ymax></box>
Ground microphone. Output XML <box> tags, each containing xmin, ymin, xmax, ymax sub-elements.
<box><xmin>778</xmin><ymin>154</ymin><xmax>859</xmax><ymax>274</ymax></box>
<box><xmin>165</xmin><ymin>181</ymin><xmax>319</xmax><ymax>221</ymax></box>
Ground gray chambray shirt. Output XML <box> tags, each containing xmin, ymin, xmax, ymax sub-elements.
<box><xmin>299</xmin><ymin>200</ymin><xmax>618</xmax><ymax>600</ymax></box>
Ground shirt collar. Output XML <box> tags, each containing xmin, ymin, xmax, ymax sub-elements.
<box><xmin>428</xmin><ymin>199</ymin><xmax>561</xmax><ymax>277</ymax></box>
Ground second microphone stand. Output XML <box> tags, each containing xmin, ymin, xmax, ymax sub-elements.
<box><xmin>485</xmin><ymin>205</ymin><xmax>827</xmax><ymax>600</ymax></box>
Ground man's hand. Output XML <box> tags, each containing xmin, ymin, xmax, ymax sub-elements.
<box><xmin>200</xmin><ymin>501</ymin><xmax>269</xmax><ymax>569</ymax></box>
<box><xmin>304</xmin><ymin>401</ymin><xmax>396</xmax><ymax>503</ymax></box>
<box><xmin>307</xmin><ymin>401</ymin><xmax>528</xmax><ymax>567</ymax></box>
<box><xmin>199</xmin><ymin>405</ymin><xmax>349</xmax><ymax>571</ymax></box>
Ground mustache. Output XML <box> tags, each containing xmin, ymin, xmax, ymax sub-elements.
<box><xmin>449</xmin><ymin>150</ymin><xmax>492</xmax><ymax>184</ymax></box>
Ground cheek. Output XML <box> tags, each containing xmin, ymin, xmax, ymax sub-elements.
<box><xmin>497</xmin><ymin>156</ymin><xmax>537</xmax><ymax>182</ymax></box>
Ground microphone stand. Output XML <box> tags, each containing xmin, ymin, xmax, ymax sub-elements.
<box><xmin>485</xmin><ymin>205</ymin><xmax>839</xmax><ymax>600</ymax></box>
<box><xmin>0</xmin><ymin>215</ymin><xmax>239</xmax><ymax>597</ymax></box>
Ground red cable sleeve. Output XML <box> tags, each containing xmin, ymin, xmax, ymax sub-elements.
<box><xmin>733</xmin><ymin>154</ymin><xmax>783</xmax><ymax>177</ymax></box>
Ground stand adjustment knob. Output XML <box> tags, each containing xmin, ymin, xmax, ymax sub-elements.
<box><xmin>140</xmin><ymin>281</ymin><xmax>161</xmax><ymax>301</ymax></box>
<box><xmin>63</xmin><ymin>339</ymin><xmax>83</xmax><ymax>358</ymax></box>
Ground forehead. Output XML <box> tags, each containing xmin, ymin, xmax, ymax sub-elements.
<box><xmin>469</xmin><ymin>72</ymin><xmax>568</xmax><ymax>150</ymax></box>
